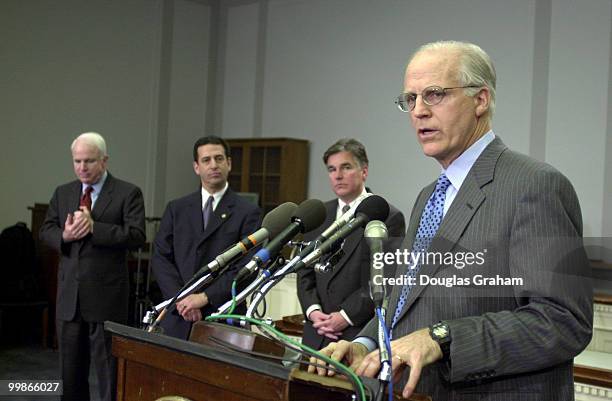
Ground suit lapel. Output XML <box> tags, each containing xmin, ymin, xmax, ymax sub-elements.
<box><xmin>197</xmin><ymin>189</ymin><xmax>234</xmax><ymax>247</ymax></box>
<box><xmin>326</xmin><ymin>200</ymin><xmax>362</xmax><ymax>283</ymax></box>
<box><xmin>70</xmin><ymin>181</ymin><xmax>82</xmax><ymax>212</ymax></box>
<box><xmin>91</xmin><ymin>174</ymin><xmax>114</xmax><ymax>220</ymax></box>
<box><xmin>391</xmin><ymin>137</ymin><xmax>507</xmax><ymax>324</ymax></box>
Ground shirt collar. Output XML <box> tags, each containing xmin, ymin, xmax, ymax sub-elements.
<box><xmin>201</xmin><ymin>182</ymin><xmax>229</xmax><ymax>209</ymax></box>
<box><xmin>82</xmin><ymin>170</ymin><xmax>107</xmax><ymax>195</ymax></box>
<box><xmin>337</xmin><ymin>187</ymin><xmax>368</xmax><ymax>217</ymax></box>
<box><xmin>444</xmin><ymin>130</ymin><xmax>495</xmax><ymax>191</ymax></box>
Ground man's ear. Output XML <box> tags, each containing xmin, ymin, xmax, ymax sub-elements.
<box><xmin>474</xmin><ymin>87</ymin><xmax>491</xmax><ymax>118</ymax></box>
<box><xmin>362</xmin><ymin>164</ymin><xmax>369</xmax><ymax>181</ymax></box>
<box><xmin>193</xmin><ymin>161</ymin><xmax>199</xmax><ymax>175</ymax></box>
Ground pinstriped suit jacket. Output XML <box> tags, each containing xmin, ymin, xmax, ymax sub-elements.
<box><xmin>360</xmin><ymin>137</ymin><xmax>592</xmax><ymax>401</ymax></box>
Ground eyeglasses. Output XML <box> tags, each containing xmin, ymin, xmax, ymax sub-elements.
<box><xmin>394</xmin><ymin>85</ymin><xmax>481</xmax><ymax>112</ymax></box>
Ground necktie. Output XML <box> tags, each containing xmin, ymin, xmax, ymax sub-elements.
<box><xmin>202</xmin><ymin>195</ymin><xmax>214</xmax><ymax>230</ymax></box>
<box><xmin>391</xmin><ymin>173</ymin><xmax>451</xmax><ymax>332</ymax></box>
<box><xmin>341</xmin><ymin>204</ymin><xmax>350</xmax><ymax>214</ymax></box>
<box><xmin>80</xmin><ymin>186</ymin><xmax>93</xmax><ymax>211</ymax></box>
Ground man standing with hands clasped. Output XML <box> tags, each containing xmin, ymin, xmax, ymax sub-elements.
<box><xmin>310</xmin><ymin>41</ymin><xmax>592</xmax><ymax>401</ymax></box>
<box><xmin>297</xmin><ymin>138</ymin><xmax>405</xmax><ymax>350</ymax></box>
<box><xmin>41</xmin><ymin>132</ymin><xmax>146</xmax><ymax>401</ymax></box>
<box><xmin>152</xmin><ymin>136</ymin><xmax>261</xmax><ymax>340</ymax></box>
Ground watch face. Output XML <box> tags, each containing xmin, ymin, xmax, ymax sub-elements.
<box><xmin>433</xmin><ymin>325</ymin><xmax>449</xmax><ymax>338</ymax></box>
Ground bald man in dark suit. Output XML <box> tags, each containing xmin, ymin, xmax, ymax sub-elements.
<box><xmin>40</xmin><ymin>132</ymin><xmax>145</xmax><ymax>401</ymax></box>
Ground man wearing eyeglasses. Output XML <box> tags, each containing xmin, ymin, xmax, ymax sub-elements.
<box><xmin>310</xmin><ymin>41</ymin><xmax>592</xmax><ymax>401</ymax></box>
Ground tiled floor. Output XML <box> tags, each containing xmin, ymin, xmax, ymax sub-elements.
<box><xmin>0</xmin><ymin>344</ymin><xmax>61</xmax><ymax>401</ymax></box>
<box><xmin>0</xmin><ymin>343</ymin><xmax>102</xmax><ymax>401</ymax></box>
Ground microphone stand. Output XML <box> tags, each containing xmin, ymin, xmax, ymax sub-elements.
<box><xmin>370</xmin><ymin>282</ymin><xmax>393</xmax><ymax>401</ymax></box>
<box><xmin>214</xmin><ymin>254</ymin><xmax>301</xmax><ymax>326</ymax></box>
<box><xmin>143</xmin><ymin>271</ymin><xmax>217</xmax><ymax>332</ymax></box>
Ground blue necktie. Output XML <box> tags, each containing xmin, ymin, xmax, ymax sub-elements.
<box><xmin>391</xmin><ymin>173</ymin><xmax>451</xmax><ymax>332</ymax></box>
<box><xmin>202</xmin><ymin>195</ymin><xmax>214</xmax><ymax>230</ymax></box>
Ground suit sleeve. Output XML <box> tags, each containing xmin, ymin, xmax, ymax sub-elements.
<box><xmin>90</xmin><ymin>186</ymin><xmax>146</xmax><ymax>250</ymax></box>
<box><xmin>39</xmin><ymin>187</ymin><xmax>70</xmax><ymax>255</ymax></box>
<box><xmin>444</xmin><ymin>169</ymin><xmax>593</xmax><ymax>383</ymax></box>
<box><xmin>339</xmin><ymin>208</ymin><xmax>406</xmax><ymax>326</ymax></box>
<box><xmin>297</xmin><ymin>232</ymin><xmax>323</xmax><ymax>318</ymax></box>
<box><xmin>204</xmin><ymin>205</ymin><xmax>263</xmax><ymax>308</ymax></box>
<box><xmin>151</xmin><ymin>202</ymin><xmax>184</xmax><ymax>299</ymax></box>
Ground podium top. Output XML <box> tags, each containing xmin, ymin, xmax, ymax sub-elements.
<box><xmin>105</xmin><ymin>321</ymin><xmax>290</xmax><ymax>381</ymax></box>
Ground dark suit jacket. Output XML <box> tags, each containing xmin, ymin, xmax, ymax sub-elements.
<box><xmin>40</xmin><ymin>173</ymin><xmax>146</xmax><ymax>324</ymax></box>
<box><xmin>297</xmin><ymin>198</ymin><xmax>405</xmax><ymax>349</ymax></box>
<box><xmin>152</xmin><ymin>188</ymin><xmax>261</xmax><ymax>339</ymax></box>
<box><xmin>359</xmin><ymin>137</ymin><xmax>592</xmax><ymax>401</ymax></box>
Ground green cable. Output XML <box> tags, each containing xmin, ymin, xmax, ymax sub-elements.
<box><xmin>205</xmin><ymin>313</ymin><xmax>366</xmax><ymax>401</ymax></box>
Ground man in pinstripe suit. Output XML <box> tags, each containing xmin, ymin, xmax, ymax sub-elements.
<box><xmin>310</xmin><ymin>41</ymin><xmax>592</xmax><ymax>401</ymax></box>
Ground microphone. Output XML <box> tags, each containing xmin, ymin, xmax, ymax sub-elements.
<box><xmin>294</xmin><ymin>195</ymin><xmax>390</xmax><ymax>272</ymax></box>
<box><xmin>235</xmin><ymin>199</ymin><xmax>326</xmax><ymax>282</ymax></box>
<box><xmin>186</xmin><ymin>202</ymin><xmax>298</xmax><ymax>284</ymax></box>
<box><xmin>295</xmin><ymin>193</ymin><xmax>373</xmax><ymax>259</ymax></box>
<box><xmin>365</xmin><ymin>220</ymin><xmax>388</xmax><ymax>307</ymax></box>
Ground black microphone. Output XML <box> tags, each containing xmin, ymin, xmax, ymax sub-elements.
<box><xmin>235</xmin><ymin>199</ymin><xmax>326</xmax><ymax>282</ymax></box>
<box><xmin>184</xmin><ymin>202</ymin><xmax>298</xmax><ymax>287</ymax></box>
<box><xmin>365</xmin><ymin>220</ymin><xmax>389</xmax><ymax>308</ymax></box>
<box><xmin>293</xmin><ymin>195</ymin><xmax>390</xmax><ymax>271</ymax></box>
<box><xmin>294</xmin><ymin>194</ymin><xmax>373</xmax><ymax>260</ymax></box>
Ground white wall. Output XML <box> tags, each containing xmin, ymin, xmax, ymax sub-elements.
<box><xmin>216</xmin><ymin>0</ymin><xmax>612</xmax><ymax>256</ymax></box>
<box><xmin>0</xmin><ymin>0</ymin><xmax>212</xmax><ymax>232</ymax></box>
<box><xmin>1</xmin><ymin>0</ymin><xmax>160</xmax><ymax>229</ymax></box>
<box><xmin>2</xmin><ymin>0</ymin><xmax>611</xmax><ymax>263</ymax></box>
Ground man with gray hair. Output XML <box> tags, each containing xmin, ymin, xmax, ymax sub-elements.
<box><xmin>297</xmin><ymin>138</ymin><xmax>405</xmax><ymax>350</ymax></box>
<box><xmin>41</xmin><ymin>132</ymin><xmax>145</xmax><ymax>401</ymax></box>
<box><xmin>310</xmin><ymin>41</ymin><xmax>592</xmax><ymax>400</ymax></box>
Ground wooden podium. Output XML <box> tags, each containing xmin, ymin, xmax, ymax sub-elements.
<box><xmin>106</xmin><ymin>322</ymin><xmax>431</xmax><ymax>401</ymax></box>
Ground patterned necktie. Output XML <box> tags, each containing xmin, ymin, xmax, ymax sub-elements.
<box><xmin>341</xmin><ymin>204</ymin><xmax>350</xmax><ymax>214</ymax></box>
<box><xmin>80</xmin><ymin>186</ymin><xmax>93</xmax><ymax>211</ymax></box>
<box><xmin>391</xmin><ymin>173</ymin><xmax>451</xmax><ymax>332</ymax></box>
<box><xmin>202</xmin><ymin>195</ymin><xmax>214</xmax><ymax>230</ymax></box>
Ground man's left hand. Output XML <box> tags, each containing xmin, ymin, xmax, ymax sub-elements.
<box><xmin>177</xmin><ymin>293</ymin><xmax>208</xmax><ymax>322</ymax></box>
<box><xmin>75</xmin><ymin>206</ymin><xmax>94</xmax><ymax>234</ymax></box>
<box><xmin>356</xmin><ymin>327</ymin><xmax>443</xmax><ymax>399</ymax></box>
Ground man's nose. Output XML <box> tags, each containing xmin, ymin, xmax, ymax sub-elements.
<box><xmin>412</xmin><ymin>95</ymin><xmax>431</xmax><ymax>118</ymax></box>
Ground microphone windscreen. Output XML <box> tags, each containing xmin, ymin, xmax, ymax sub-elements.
<box><xmin>262</xmin><ymin>202</ymin><xmax>298</xmax><ymax>238</ymax></box>
<box><xmin>293</xmin><ymin>199</ymin><xmax>326</xmax><ymax>233</ymax></box>
<box><xmin>365</xmin><ymin>220</ymin><xmax>389</xmax><ymax>239</ymax></box>
<box><xmin>356</xmin><ymin>195</ymin><xmax>390</xmax><ymax>223</ymax></box>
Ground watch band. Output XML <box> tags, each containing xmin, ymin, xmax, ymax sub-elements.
<box><xmin>430</xmin><ymin>321</ymin><xmax>451</xmax><ymax>361</ymax></box>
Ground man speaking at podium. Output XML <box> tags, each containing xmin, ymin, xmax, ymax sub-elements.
<box><xmin>152</xmin><ymin>136</ymin><xmax>261</xmax><ymax>339</ymax></box>
<box><xmin>297</xmin><ymin>138</ymin><xmax>405</xmax><ymax>350</ymax></box>
<box><xmin>311</xmin><ymin>42</ymin><xmax>592</xmax><ymax>401</ymax></box>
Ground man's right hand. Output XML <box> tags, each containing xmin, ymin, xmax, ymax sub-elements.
<box><xmin>307</xmin><ymin>340</ymin><xmax>368</xmax><ymax>376</ymax></box>
<box><xmin>62</xmin><ymin>212</ymin><xmax>90</xmax><ymax>242</ymax></box>
<box><xmin>309</xmin><ymin>310</ymin><xmax>343</xmax><ymax>340</ymax></box>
